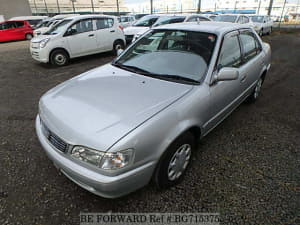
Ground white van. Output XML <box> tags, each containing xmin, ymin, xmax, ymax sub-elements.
<box><xmin>9</xmin><ymin>16</ymin><xmax>48</xmax><ymax>28</ymax></box>
<box><xmin>30</xmin><ymin>15</ymin><xmax>125</xmax><ymax>66</ymax></box>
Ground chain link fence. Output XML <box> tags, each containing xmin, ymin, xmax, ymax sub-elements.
<box><xmin>29</xmin><ymin>0</ymin><xmax>300</xmax><ymax>24</ymax></box>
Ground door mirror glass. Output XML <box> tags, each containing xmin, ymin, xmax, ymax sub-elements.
<box><xmin>215</xmin><ymin>67</ymin><xmax>239</xmax><ymax>82</ymax></box>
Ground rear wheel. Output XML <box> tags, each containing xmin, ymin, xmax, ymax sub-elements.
<box><xmin>113</xmin><ymin>40</ymin><xmax>125</xmax><ymax>56</ymax></box>
<box><xmin>25</xmin><ymin>33</ymin><xmax>33</xmax><ymax>40</ymax></box>
<box><xmin>50</xmin><ymin>49</ymin><xmax>69</xmax><ymax>66</ymax></box>
<box><xmin>154</xmin><ymin>132</ymin><xmax>195</xmax><ymax>189</ymax></box>
<box><xmin>247</xmin><ymin>77</ymin><xmax>263</xmax><ymax>103</ymax></box>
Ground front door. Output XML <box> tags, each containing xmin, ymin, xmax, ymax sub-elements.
<box><xmin>65</xmin><ymin>19</ymin><xmax>97</xmax><ymax>57</ymax></box>
<box><xmin>204</xmin><ymin>31</ymin><xmax>245</xmax><ymax>133</ymax></box>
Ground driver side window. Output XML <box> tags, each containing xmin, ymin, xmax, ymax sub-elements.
<box><xmin>66</xmin><ymin>19</ymin><xmax>93</xmax><ymax>35</ymax></box>
<box><xmin>218</xmin><ymin>32</ymin><xmax>242</xmax><ymax>69</ymax></box>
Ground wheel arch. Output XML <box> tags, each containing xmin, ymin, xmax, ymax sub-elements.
<box><xmin>49</xmin><ymin>47</ymin><xmax>70</xmax><ymax>62</ymax></box>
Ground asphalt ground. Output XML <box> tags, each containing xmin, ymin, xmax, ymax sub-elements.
<box><xmin>0</xmin><ymin>30</ymin><xmax>299</xmax><ymax>225</ymax></box>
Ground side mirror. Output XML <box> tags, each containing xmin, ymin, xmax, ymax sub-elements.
<box><xmin>117</xmin><ymin>48</ymin><xmax>124</xmax><ymax>56</ymax></box>
<box><xmin>214</xmin><ymin>67</ymin><xmax>239</xmax><ymax>82</ymax></box>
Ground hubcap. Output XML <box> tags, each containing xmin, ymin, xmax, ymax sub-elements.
<box><xmin>55</xmin><ymin>54</ymin><xmax>66</xmax><ymax>65</ymax></box>
<box><xmin>115</xmin><ymin>44</ymin><xmax>123</xmax><ymax>51</ymax></box>
<box><xmin>254</xmin><ymin>79</ymin><xmax>262</xmax><ymax>99</ymax></box>
<box><xmin>167</xmin><ymin>144</ymin><xmax>191</xmax><ymax>181</ymax></box>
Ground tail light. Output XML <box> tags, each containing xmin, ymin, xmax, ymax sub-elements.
<box><xmin>119</xmin><ymin>25</ymin><xmax>124</xmax><ymax>31</ymax></box>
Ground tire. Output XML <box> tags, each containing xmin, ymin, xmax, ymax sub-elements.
<box><xmin>112</xmin><ymin>40</ymin><xmax>125</xmax><ymax>56</ymax></box>
<box><xmin>154</xmin><ymin>132</ymin><xmax>195</xmax><ymax>189</ymax></box>
<box><xmin>268</xmin><ymin>27</ymin><xmax>272</xmax><ymax>35</ymax></box>
<box><xmin>247</xmin><ymin>77</ymin><xmax>263</xmax><ymax>103</ymax></box>
<box><xmin>50</xmin><ymin>49</ymin><xmax>69</xmax><ymax>66</ymax></box>
<box><xmin>25</xmin><ymin>33</ymin><xmax>33</xmax><ymax>40</ymax></box>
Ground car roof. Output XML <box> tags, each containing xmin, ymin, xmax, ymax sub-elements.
<box><xmin>67</xmin><ymin>14</ymin><xmax>116</xmax><ymax>21</ymax></box>
<box><xmin>154</xmin><ymin>21</ymin><xmax>252</xmax><ymax>35</ymax></box>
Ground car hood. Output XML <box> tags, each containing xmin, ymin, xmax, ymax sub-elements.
<box><xmin>31</xmin><ymin>34</ymin><xmax>53</xmax><ymax>43</ymax></box>
<box><xmin>39</xmin><ymin>64</ymin><xmax>193</xmax><ymax>151</ymax></box>
<box><xmin>34</xmin><ymin>27</ymin><xmax>49</xmax><ymax>34</ymax></box>
<box><xmin>124</xmin><ymin>26</ymin><xmax>150</xmax><ymax>35</ymax></box>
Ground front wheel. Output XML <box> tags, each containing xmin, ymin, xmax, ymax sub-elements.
<box><xmin>50</xmin><ymin>49</ymin><xmax>69</xmax><ymax>66</ymax></box>
<box><xmin>153</xmin><ymin>132</ymin><xmax>195</xmax><ymax>189</ymax></box>
<box><xmin>247</xmin><ymin>77</ymin><xmax>263</xmax><ymax>103</ymax></box>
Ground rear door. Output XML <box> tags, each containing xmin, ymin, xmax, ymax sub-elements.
<box><xmin>238</xmin><ymin>29</ymin><xmax>265</xmax><ymax>93</ymax></box>
<box><xmin>94</xmin><ymin>17</ymin><xmax>115</xmax><ymax>52</ymax></box>
<box><xmin>65</xmin><ymin>19</ymin><xmax>97</xmax><ymax>57</ymax></box>
<box><xmin>14</xmin><ymin>21</ymin><xmax>28</xmax><ymax>39</ymax></box>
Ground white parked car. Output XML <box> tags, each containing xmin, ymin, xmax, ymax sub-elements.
<box><xmin>34</xmin><ymin>14</ymin><xmax>80</xmax><ymax>36</ymax></box>
<box><xmin>215</xmin><ymin>14</ymin><xmax>253</xmax><ymax>25</ymax></box>
<box><xmin>30</xmin><ymin>15</ymin><xmax>125</xmax><ymax>66</ymax></box>
<box><xmin>118</xmin><ymin>15</ymin><xmax>136</xmax><ymax>28</ymax></box>
<box><xmin>250</xmin><ymin>15</ymin><xmax>273</xmax><ymax>36</ymax></box>
<box><xmin>124</xmin><ymin>14</ymin><xmax>211</xmax><ymax>43</ymax></box>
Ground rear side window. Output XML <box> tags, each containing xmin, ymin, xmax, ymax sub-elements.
<box><xmin>243</xmin><ymin>16</ymin><xmax>249</xmax><ymax>23</ymax></box>
<box><xmin>218</xmin><ymin>32</ymin><xmax>242</xmax><ymax>68</ymax></box>
<box><xmin>95</xmin><ymin>18</ymin><xmax>114</xmax><ymax>30</ymax></box>
<box><xmin>239</xmin><ymin>31</ymin><xmax>261</xmax><ymax>62</ymax></box>
<box><xmin>15</xmin><ymin>21</ymin><xmax>24</xmax><ymax>28</ymax></box>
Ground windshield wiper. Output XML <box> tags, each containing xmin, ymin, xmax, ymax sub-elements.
<box><xmin>112</xmin><ymin>63</ymin><xmax>200</xmax><ymax>84</ymax></box>
<box><xmin>112</xmin><ymin>63</ymin><xmax>152</xmax><ymax>75</ymax></box>
<box><xmin>151</xmin><ymin>74</ymin><xmax>200</xmax><ymax>84</ymax></box>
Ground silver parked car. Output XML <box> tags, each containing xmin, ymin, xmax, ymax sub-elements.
<box><xmin>36</xmin><ymin>22</ymin><xmax>271</xmax><ymax>198</ymax></box>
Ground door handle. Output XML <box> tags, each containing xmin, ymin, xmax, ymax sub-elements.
<box><xmin>240</xmin><ymin>75</ymin><xmax>246</xmax><ymax>82</ymax></box>
<box><xmin>110</xmin><ymin>30</ymin><xmax>115</xmax><ymax>33</ymax></box>
<box><xmin>88</xmin><ymin>34</ymin><xmax>94</xmax><ymax>37</ymax></box>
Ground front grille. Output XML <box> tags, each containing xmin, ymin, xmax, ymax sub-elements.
<box><xmin>41</xmin><ymin>120</ymin><xmax>69</xmax><ymax>153</ymax></box>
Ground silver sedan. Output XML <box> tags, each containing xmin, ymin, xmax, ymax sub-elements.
<box><xmin>36</xmin><ymin>22</ymin><xmax>271</xmax><ymax>198</ymax></box>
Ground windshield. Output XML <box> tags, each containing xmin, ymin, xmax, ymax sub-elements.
<box><xmin>153</xmin><ymin>16</ymin><xmax>186</xmax><ymax>27</ymax></box>
<box><xmin>133</xmin><ymin>16</ymin><xmax>159</xmax><ymax>27</ymax></box>
<box><xmin>44</xmin><ymin>19</ymin><xmax>72</xmax><ymax>35</ymax></box>
<box><xmin>251</xmin><ymin>16</ymin><xmax>264</xmax><ymax>23</ymax></box>
<box><xmin>215</xmin><ymin>15</ymin><xmax>237</xmax><ymax>23</ymax></box>
<box><xmin>35</xmin><ymin>21</ymin><xmax>49</xmax><ymax>29</ymax></box>
<box><xmin>114</xmin><ymin>30</ymin><xmax>217</xmax><ymax>83</ymax></box>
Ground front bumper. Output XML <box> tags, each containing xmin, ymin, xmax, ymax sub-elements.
<box><xmin>35</xmin><ymin>115</ymin><xmax>156</xmax><ymax>198</ymax></box>
<box><xmin>30</xmin><ymin>45</ymin><xmax>49</xmax><ymax>63</ymax></box>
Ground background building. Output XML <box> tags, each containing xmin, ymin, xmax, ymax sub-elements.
<box><xmin>28</xmin><ymin>0</ymin><xmax>128</xmax><ymax>15</ymax></box>
<box><xmin>0</xmin><ymin>0</ymin><xmax>32</xmax><ymax>20</ymax></box>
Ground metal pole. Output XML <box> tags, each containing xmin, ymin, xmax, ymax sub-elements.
<box><xmin>91</xmin><ymin>0</ymin><xmax>95</xmax><ymax>13</ymax></box>
<box><xmin>71</xmin><ymin>0</ymin><xmax>76</xmax><ymax>13</ymax></box>
<box><xmin>268</xmin><ymin>0</ymin><xmax>274</xmax><ymax>16</ymax></box>
<box><xmin>279</xmin><ymin>0</ymin><xmax>287</xmax><ymax>28</ymax></box>
<box><xmin>56</xmin><ymin>0</ymin><xmax>60</xmax><ymax>14</ymax></box>
<box><xmin>234</xmin><ymin>0</ymin><xmax>237</xmax><ymax>13</ymax></box>
<box><xmin>257</xmin><ymin>0</ymin><xmax>262</xmax><ymax>14</ymax></box>
<box><xmin>116</xmin><ymin>0</ymin><xmax>120</xmax><ymax>16</ymax></box>
<box><xmin>197</xmin><ymin>0</ymin><xmax>201</xmax><ymax>13</ymax></box>
<box><xmin>214</xmin><ymin>2</ymin><xmax>217</xmax><ymax>12</ymax></box>
<box><xmin>44</xmin><ymin>0</ymin><xmax>49</xmax><ymax>15</ymax></box>
<box><xmin>150</xmin><ymin>0</ymin><xmax>153</xmax><ymax>14</ymax></box>
<box><xmin>33</xmin><ymin>0</ymin><xmax>38</xmax><ymax>14</ymax></box>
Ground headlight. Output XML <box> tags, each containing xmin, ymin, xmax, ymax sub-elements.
<box><xmin>71</xmin><ymin>146</ymin><xmax>134</xmax><ymax>170</ymax></box>
<box><xmin>40</xmin><ymin>38</ymin><xmax>50</xmax><ymax>48</ymax></box>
